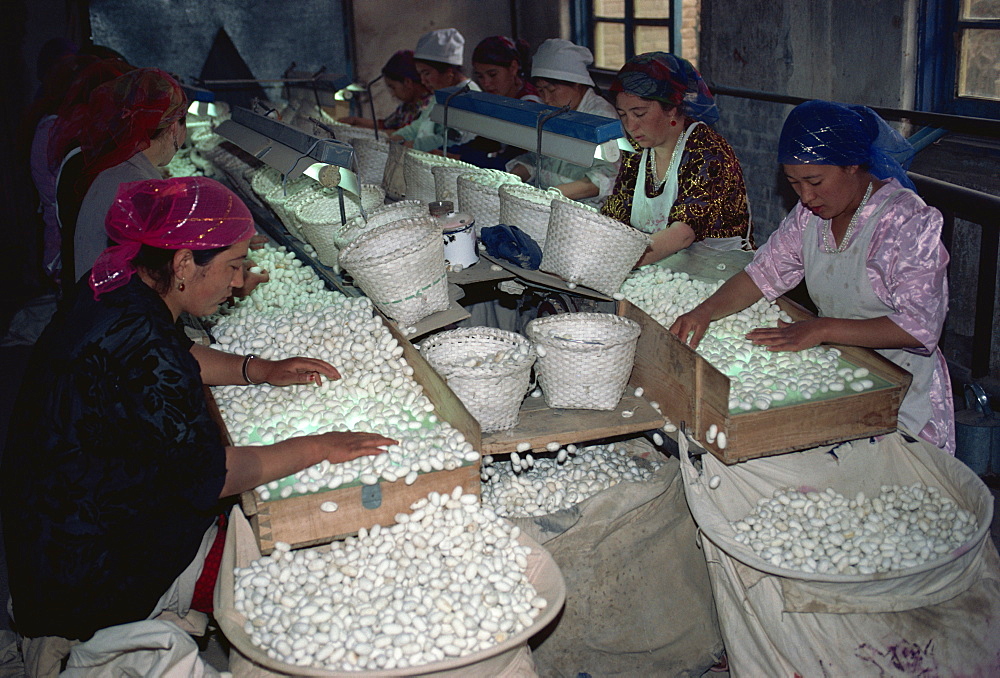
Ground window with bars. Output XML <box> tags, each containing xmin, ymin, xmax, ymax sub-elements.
<box><xmin>580</xmin><ymin>0</ymin><xmax>684</xmax><ymax>71</ymax></box>
<box><xmin>920</xmin><ymin>0</ymin><xmax>1000</xmax><ymax>117</ymax></box>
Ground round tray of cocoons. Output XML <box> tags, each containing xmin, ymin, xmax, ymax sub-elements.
<box><xmin>420</xmin><ymin>328</ymin><xmax>536</xmax><ymax>433</ymax></box>
<box><xmin>498</xmin><ymin>183</ymin><xmax>564</xmax><ymax>252</ymax></box>
<box><xmin>333</xmin><ymin>200</ymin><xmax>428</xmax><ymax>251</ymax></box>
<box><xmin>456</xmin><ymin>170</ymin><xmax>522</xmax><ymax>237</ymax></box>
<box><xmin>338</xmin><ymin>216</ymin><xmax>450</xmax><ymax>325</ymax></box>
<box><xmin>540</xmin><ymin>199</ymin><xmax>651</xmax><ymax>296</ymax></box>
<box><xmin>526</xmin><ymin>312</ymin><xmax>641</xmax><ymax>411</ymax></box>
<box><xmin>217</xmin><ymin>499</ymin><xmax>566</xmax><ymax>677</ymax></box>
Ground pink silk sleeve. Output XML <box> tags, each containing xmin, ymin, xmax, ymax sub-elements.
<box><xmin>866</xmin><ymin>191</ymin><xmax>949</xmax><ymax>355</ymax></box>
<box><xmin>744</xmin><ymin>204</ymin><xmax>810</xmax><ymax>301</ymax></box>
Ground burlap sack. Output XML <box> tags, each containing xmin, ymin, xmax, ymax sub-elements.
<box><xmin>510</xmin><ymin>445</ymin><xmax>723</xmax><ymax>677</ymax></box>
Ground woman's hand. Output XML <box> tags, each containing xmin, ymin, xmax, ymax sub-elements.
<box><xmin>233</xmin><ymin>259</ymin><xmax>269</xmax><ymax>298</ymax></box>
<box><xmin>670</xmin><ymin>305</ymin><xmax>714</xmax><ymax>348</ymax></box>
<box><xmin>249</xmin><ymin>234</ymin><xmax>269</xmax><ymax>250</ymax></box>
<box><xmin>252</xmin><ymin>357</ymin><xmax>342</xmax><ymax>386</ymax></box>
<box><xmin>746</xmin><ymin>318</ymin><xmax>829</xmax><ymax>352</ymax></box>
<box><xmin>311</xmin><ymin>431</ymin><xmax>399</xmax><ymax>465</ymax></box>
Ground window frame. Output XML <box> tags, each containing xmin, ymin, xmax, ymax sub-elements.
<box><xmin>574</xmin><ymin>0</ymin><xmax>685</xmax><ymax>71</ymax></box>
<box><xmin>918</xmin><ymin>0</ymin><xmax>1000</xmax><ymax>118</ymax></box>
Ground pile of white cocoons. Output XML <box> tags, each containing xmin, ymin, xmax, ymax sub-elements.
<box><xmin>731</xmin><ymin>483</ymin><xmax>979</xmax><ymax>575</ymax></box>
<box><xmin>206</xmin><ymin>244</ymin><xmax>477</xmax><ymax>500</ymax></box>
<box><xmin>233</xmin><ymin>486</ymin><xmax>547</xmax><ymax>671</ymax></box>
<box><xmin>480</xmin><ymin>443</ymin><xmax>662</xmax><ymax>518</ymax></box>
<box><xmin>620</xmin><ymin>267</ymin><xmax>873</xmax><ymax>412</ymax></box>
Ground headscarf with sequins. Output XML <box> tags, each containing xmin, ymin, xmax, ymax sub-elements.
<box><xmin>609</xmin><ymin>52</ymin><xmax>719</xmax><ymax>124</ymax></box>
<box><xmin>90</xmin><ymin>176</ymin><xmax>255</xmax><ymax>298</ymax></box>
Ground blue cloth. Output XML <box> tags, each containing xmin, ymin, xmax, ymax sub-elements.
<box><xmin>481</xmin><ymin>223</ymin><xmax>543</xmax><ymax>270</ymax></box>
<box><xmin>777</xmin><ymin>100</ymin><xmax>916</xmax><ymax>191</ymax></box>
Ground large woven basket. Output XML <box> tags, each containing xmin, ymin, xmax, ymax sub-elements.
<box><xmin>540</xmin><ymin>199</ymin><xmax>652</xmax><ymax>295</ymax></box>
<box><xmin>457</xmin><ymin>170</ymin><xmax>522</xmax><ymax>236</ymax></box>
<box><xmin>338</xmin><ymin>216</ymin><xmax>449</xmax><ymax>325</ymax></box>
<box><xmin>525</xmin><ymin>312</ymin><xmax>641</xmax><ymax>410</ymax></box>
<box><xmin>352</xmin><ymin>137</ymin><xmax>390</xmax><ymax>186</ymax></box>
<box><xmin>403</xmin><ymin>149</ymin><xmax>464</xmax><ymax>203</ymax></box>
<box><xmin>249</xmin><ymin>166</ymin><xmax>282</xmax><ymax>199</ymax></box>
<box><xmin>420</xmin><ymin>328</ymin><xmax>536</xmax><ymax>432</ymax></box>
<box><xmin>498</xmin><ymin>183</ymin><xmax>564</xmax><ymax>252</ymax></box>
<box><xmin>328</xmin><ymin>124</ymin><xmax>376</xmax><ymax>144</ymax></box>
<box><xmin>333</xmin><ymin>199</ymin><xmax>428</xmax><ymax>250</ymax></box>
<box><xmin>431</xmin><ymin>162</ymin><xmax>481</xmax><ymax>204</ymax></box>
<box><xmin>293</xmin><ymin>185</ymin><xmax>387</xmax><ymax>267</ymax></box>
<box><xmin>264</xmin><ymin>177</ymin><xmax>316</xmax><ymax>240</ymax></box>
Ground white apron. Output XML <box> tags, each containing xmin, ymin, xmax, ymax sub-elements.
<box><xmin>802</xmin><ymin>189</ymin><xmax>937</xmax><ymax>437</ymax></box>
<box><xmin>630</xmin><ymin>121</ymin><xmax>746</xmax><ymax>252</ymax></box>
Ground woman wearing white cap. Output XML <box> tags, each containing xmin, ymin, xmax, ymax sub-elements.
<box><xmin>506</xmin><ymin>39</ymin><xmax>619</xmax><ymax>206</ymax></box>
<box><xmin>391</xmin><ymin>28</ymin><xmax>480</xmax><ymax>153</ymax></box>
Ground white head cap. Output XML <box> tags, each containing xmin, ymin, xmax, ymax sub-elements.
<box><xmin>414</xmin><ymin>28</ymin><xmax>465</xmax><ymax>67</ymax></box>
<box><xmin>531</xmin><ymin>39</ymin><xmax>595</xmax><ymax>86</ymax></box>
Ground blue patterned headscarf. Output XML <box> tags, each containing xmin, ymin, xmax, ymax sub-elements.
<box><xmin>610</xmin><ymin>52</ymin><xmax>719</xmax><ymax>124</ymax></box>
<box><xmin>778</xmin><ymin>100</ymin><xmax>916</xmax><ymax>191</ymax></box>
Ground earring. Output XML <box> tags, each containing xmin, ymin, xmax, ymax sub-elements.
<box><xmin>670</xmin><ymin>120</ymin><xmax>678</xmax><ymax>127</ymax></box>
<box><xmin>177</xmin><ymin>278</ymin><xmax>186</xmax><ymax>292</ymax></box>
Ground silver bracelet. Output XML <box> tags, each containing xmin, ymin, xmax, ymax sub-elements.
<box><xmin>242</xmin><ymin>353</ymin><xmax>261</xmax><ymax>384</ymax></box>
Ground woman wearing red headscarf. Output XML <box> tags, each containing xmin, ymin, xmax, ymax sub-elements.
<box><xmin>70</xmin><ymin>68</ymin><xmax>190</xmax><ymax>286</ymax></box>
<box><xmin>2</xmin><ymin>177</ymin><xmax>395</xmax><ymax>656</ymax></box>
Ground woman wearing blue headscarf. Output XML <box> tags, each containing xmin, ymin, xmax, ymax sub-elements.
<box><xmin>671</xmin><ymin>100</ymin><xmax>954</xmax><ymax>454</ymax></box>
<box><xmin>602</xmin><ymin>52</ymin><xmax>752</xmax><ymax>265</ymax></box>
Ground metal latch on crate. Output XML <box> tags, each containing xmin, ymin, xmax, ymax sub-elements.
<box><xmin>362</xmin><ymin>482</ymin><xmax>382</xmax><ymax>509</ymax></box>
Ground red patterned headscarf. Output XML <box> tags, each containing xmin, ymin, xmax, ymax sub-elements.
<box><xmin>47</xmin><ymin>58</ymin><xmax>134</xmax><ymax>170</ymax></box>
<box><xmin>610</xmin><ymin>52</ymin><xmax>719</xmax><ymax>124</ymax></box>
<box><xmin>79</xmin><ymin>68</ymin><xmax>188</xmax><ymax>179</ymax></box>
<box><xmin>90</xmin><ymin>177</ymin><xmax>256</xmax><ymax>298</ymax></box>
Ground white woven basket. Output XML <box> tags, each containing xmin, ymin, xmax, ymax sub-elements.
<box><xmin>293</xmin><ymin>185</ymin><xmax>387</xmax><ymax>267</ymax></box>
<box><xmin>352</xmin><ymin>137</ymin><xmax>390</xmax><ymax>186</ymax></box>
<box><xmin>525</xmin><ymin>312</ymin><xmax>641</xmax><ymax>410</ymax></box>
<box><xmin>328</xmin><ymin>124</ymin><xmax>377</xmax><ymax>144</ymax></box>
<box><xmin>264</xmin><ymin>177</ymin><xmax>316</xmax><ymax>240</ymax></box>
<box><xmin>457</xmin><ymin>170</ymin><xmax>522</xmax><ymax>236</ymax></box>
<box><xmin>498</xmin><ymin>183</ymin><xmax>564</xmax><ymax>252</ymax></box>
<box><xmin>249</xmin><ymin>166</ymin><xmax>282</xmax><ymax>199</ymax></box>
<box><xmin>540</xmin><ymin>199</ymin><xmax>652</xmax><ymax>295</ymax></box>
<box><xmin>333</xmin><ymin>199</ymin><xmax>428</xmax><ymax>250</ymax></box>
<box><xmin>431</xmin><ymin>162</ymin><xmax>481</xmax><ymax>204</ymax></box>
<box><xmin>338</xmin><ymin>216</ymin><xmax>449</xmax><ymax>325</ymax></box>
<box><xmin>420</xmin><ymin>328</ymin><xmax>536</xmax><ymax>432</ymax></box>
<box><xmin>403</xmin><ymin>149</ymin><xmax>464</xmax><ymax>203</ymax></box>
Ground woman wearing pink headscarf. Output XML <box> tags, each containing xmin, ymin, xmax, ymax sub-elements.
<box><xmin>2</xmin><ymin>177</ymin><xmax>394</xmax><ymax>654</ymax></box>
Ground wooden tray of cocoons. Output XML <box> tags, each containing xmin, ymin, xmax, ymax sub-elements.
<box><xmin>621</xmin><ymin>298</ymin><xmax>912</xmax><ymax>464</ymax></box>
<box><xmin>210</xmin><ymin>315</ymin><xmax>482</xmax><ymax>555</ymax></box>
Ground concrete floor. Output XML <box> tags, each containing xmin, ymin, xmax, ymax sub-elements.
<box><xmin>0</xmin><ymin>294</ymin><xmax>998</xmax><ymax>676</ymax></box>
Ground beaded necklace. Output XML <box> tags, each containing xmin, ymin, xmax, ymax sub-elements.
<box><xmin>822</xmin><ymin>182</ymin><xmax>873</xmax><ymax>254</ymax></box>
<box><xmin>648</xmin><ymin>140</ymin><xmax>684</xmax><ymax>192</ymax></box>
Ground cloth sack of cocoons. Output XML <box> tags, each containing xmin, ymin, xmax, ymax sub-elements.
<box><xmin>481</xmin><ymin>224</ymin><xmax>543</xmax><ymax>270</ymax></box>
<box><xmin>682</xmin><ymin>431</ymin><xmax>1000</xmax><ymax>677</ymax></box>
<box><xmin>508</xmin><ymin>441</ymin><xmax>724</xmax><ymax>677</ymax></box>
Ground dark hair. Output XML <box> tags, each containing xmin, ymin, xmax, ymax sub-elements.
<box><xmin>382</xmin><ymin>50</ymin><xmax>421</xmax><ymax>83</ymax></box>
<box><xmin>133</xmin><ymin>244</ymin><xmax>228</xmax><ymax>294</ymax></box>
<box><xmin>472</xmin><ymin>36</ymin><xmax>532</xmax><ymax>78</ymax></box>
<box><xmin>532</xmin><ymin>75</ymin><xmax>605</xmax><ymax>100</ymax></box>
<box><xmin>414</xmin><ymin>58</ymin><xmax>463</xmax><ymax>75</ymax></box>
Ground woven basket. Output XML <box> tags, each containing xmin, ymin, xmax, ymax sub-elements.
<box><xmin>292</xmin><ymin>185</ymin><xmax>387</xmax><ymax>267</ymax></box>
<box><xmin>457</xmin><ymin>170</ymin><xmax>522</xmax><ymax>236</ymax></box>
<box><xmin>333</xmin><ymin>199</ymin><xmax>428</xmax><ymax>250</ymax></box>
<box><xmin>539</xmin><ymin>199</ymin><xmax>652</xmax><ymax>295</ymax></box>
<box><xmin>525</xmin><ymin>312</ymin><xmax>641</xmax><ymax>410</ymax></box>
<box><xmin>403</xmin><ymin>149</ymin><xmax>464</xmax><ymax>203</ymax></box>
<box><xmin>249</xmin><ymin>166</ymin><xmax>282</xmax><ymax>199</ymax></box>
<box><xmin>420</xmin><ymin>328</ymin><xmax>536</xmax><ymax>432</ymax></box>
<box><xmin>264</xmin><ymin>177</ymin><xmax>315</xmax><ymax>240</ymax></box>
<box><xmin>338</xmin><ymin>216</ymin><xmax>449</xmax><ymax>325</ymax></box>
<box><xmin>498</xmin><ymin>183</ymin><xmax>564</xmax><ymax>252</ymax></box>
<box><xmin>328</xmin><ymin>124</ymin><xmax>377</xmax><ymax>144</ymax></box>
<box><xmin>352</xmin><ymin>137</ymin><xmax>390</xmax><ymax>186</ymax></box>
<box><xmin>431</xmin><ymin>162</ymin><xmax>480</xmax><ymax>204</ymax></box>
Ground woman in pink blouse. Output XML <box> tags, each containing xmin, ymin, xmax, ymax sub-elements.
<box><xmin>671</xmin><ymin>100</ymin><xmax>954</xmax><ymax>454</ymax></box>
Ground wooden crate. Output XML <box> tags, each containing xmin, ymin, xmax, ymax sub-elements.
<box><xmin>221</xmin><ymin>315</ymin><xmax>481</xmax><ymax>554</ymax></box>
<box><xmin>620</xmin><ymin>299</ymin><xmax>912</xmax><ymax>464</ymax></box>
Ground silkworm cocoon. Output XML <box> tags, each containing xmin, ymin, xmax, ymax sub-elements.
<box><xmin>320</xmin><ymin>501</ymin><xmax>338</xmax><ymax>513</ymax></box>
<box><xmin>530</xmin><ymin>389</ymin><xmax>542</xmax><ymax>398</ymax></box>
<box><xmin>706</xmin><ymin>424</ymin><xmax>718</xmax><ymax>443</ymax></box>
<box><xmin>516</xmin><ymin>442</ymin><xmax>531</xmax><ymax>453</ymax></box>
<box><xmin>535</xmin><ymin>346</ymin><xmax>547</xmax><ymax>358</ymax></box>
<box><xmin>545</xmin><ymin>441</ymin><xmax>560</xmax><ymax>452</ymax></box>
<box><xmin>621</xmin><ymin>409</ymin><xmax>634</xmax><ymax>418</ymax></box>
<box><xmin>633</xmin><ymin>386</ymin><xmax>644</xmax><ymax>397</ymax></box>
<box><xmin>709</xmin><ymin>475</ymin><xmax>722</xmax><ymax>489</ymax></box>
<box><xmin>567</xmin><ymin>282</ymin><xmax>577</xmax><ymax>289</ymax></box>
<box><xmin>652</xmin><ymin>432</ymin><xmax>664</xmax><ymax>446</ymax></box>
<box><xmin>716</xmin><ymin>431</ymin><xmax>727</xmax><ymax>449</ymax></box>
